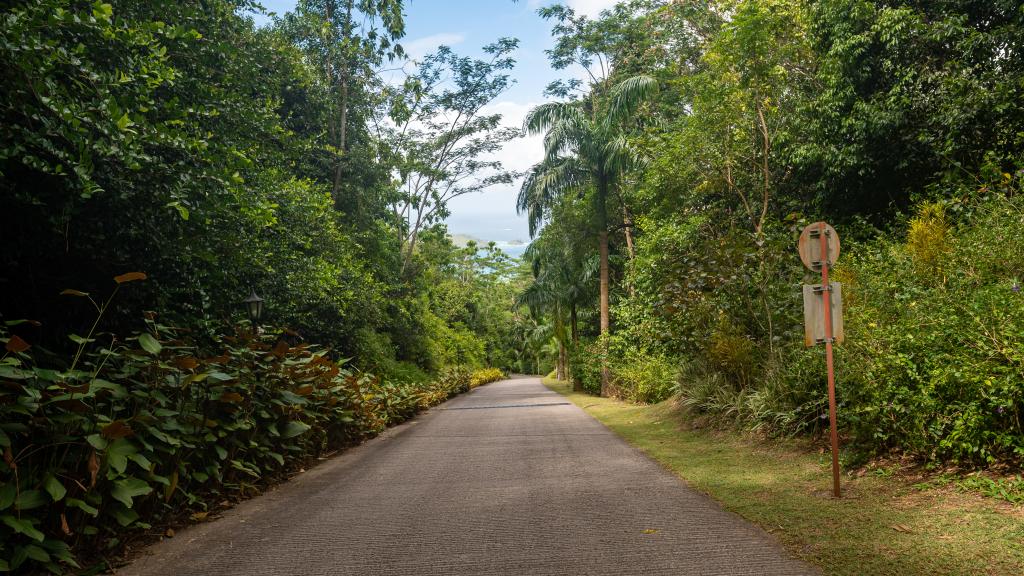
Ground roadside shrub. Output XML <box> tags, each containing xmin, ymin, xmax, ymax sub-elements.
<box><xmin>618</xmin><ymin>193</ymin><xmax>1022</xmax><ymax>468</ymax></box>
<box><xmin>378</xmin><ymin>359</ymin><xmax>432</xmax><ymax>386</ymax></box>
<box><xmin>568</xmin><ymin>340</ymin><xmax>603</xmax><ymax>395</ymax></box>
<box><xmin>0</xmin><ymin>290</ymin><xmax>479</xmax><ymax>573</ymax></box>
<box><xmin>906</xmin><ymin>202</ymin><xmax>950</xmax><ymax>281</ymax></box>
<box><xmin>706</xmin><ymin>317</ymin><xmax>758</xmax><ymax>388</ymax></box>
<box><xmin>762</xmin><ymin>195</ymin><xmax>1024</xmax><ymax>464</ymax></box>
<box><xmin>470</xmin><ymin>368</ymin><xmax>504</xmax><ymax>388</ymax></box>
<box><xmin>412</xmin><ymin>366</ymin><xmax>471</xmax><ymax>408</ymax></box>
<box><xmin>610</xmin><ymin>354</ymin><xmax>678</xmax><ymax>404</ymax></box>
<box><xmin>675</xmin><ymin>360</ymin><xmax>746</xmax><ymax>423</ymax></box>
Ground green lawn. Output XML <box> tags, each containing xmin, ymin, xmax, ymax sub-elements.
<box><xmin>543</xmin><ymin>378</ymin><xmax>1024</xmax><ymax>576</ymax></box>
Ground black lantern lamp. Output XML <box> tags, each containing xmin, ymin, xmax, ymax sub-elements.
<box><xmin>243</xmin><ymin>290</ymin><xmax>264</xmax><ymax>326</ymax></box>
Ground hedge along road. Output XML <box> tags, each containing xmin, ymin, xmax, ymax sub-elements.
<box><xmin>120</xmin><ymin>377</ymin><xmax>815</xmax><ymax>576</ymax></box>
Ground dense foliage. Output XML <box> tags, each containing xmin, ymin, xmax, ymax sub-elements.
<box><xmin>520</xmin><ymin>0</ymin><xmax>1023</xmax><ymax>468</ymax></box>
<box><xmin>3</xmin><ymin>0</ymin><xmax>1023</xmax><ymax>571</ymax></box>
<box><xmin>0</xmin><ymin>285</ymin><xmax>474</xmax><ymax>573</ymax></box>
<box><xmin>0</xmin><ymin>0</ymin><xmax>525</xmax><ymax>572</ymax></box>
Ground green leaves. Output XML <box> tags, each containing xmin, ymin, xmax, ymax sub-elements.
<box><xmin>66</xmin><ymin>498</ymin><xmax>98</xmax><ymax>517</ymax></box>
<box><xmin>43</xmin><ymin>475</ymin><xmax>66</xmax><ymax>502</ymax></box>
<box><xmin>0</xmin><ymin>483</ymin><xmax>16</xmax><ymax>510</ymax></box>
<box><xmin>14</xmin><ymin>490</ymin><xmax>47</xmax><ymax>511</ymax></box>
<box><xmin>115</xmin><ymin>112</ymin><xmax>132</xmax><ymax>132</ymax></box>
<box><xmin>2</xmin><ymin>515</ymin><xmax>44</xmax><ymax>542</ymax></box>
<box><xmin>91</xmin><ymin>1</ymin><xmax>113</xmax><ymax>21</ymax></box>
<box><xmin>138</xmin><ymin>333</ymin><xmax>162</xmax><ymax>355</ymax></box>
<box><xmin>281</xmin><ymin>421</ymin><xmax>311</xmax><ymax>439</ymax></box>
<box><xmin>105</xmin><ymin>438</ymin><xmax>139</xmax><ymax>475</ymax></box>
<box><xmin>110</xmin><ymin>477</ymin><xmax>152</xmax><ymax>508</ymax></box>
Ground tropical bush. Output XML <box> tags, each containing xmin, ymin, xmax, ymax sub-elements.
<box><xmin>833</xmin><ymin>196</ymin><xmax>1024</xmax><ymax>464</ymax></box>
<box><xmin>568</xmin><ymin>342</ymin><xmax>603</xmax><ymax>396</ymax></box>
<box><xmin>515</xmin><ymin>0</ymin><xmax>1024</xmax><ymax>471</ymax></box>
<box><xmin>469</xmin><ymin>368</ymin><xmax>505</xmax><ymax>388</ymax></box>
<box><xmin>609</xmin><ymin>353</ymin><xmax>678</xmax><ymax>404</ymax></box>
<box><xmin>668</xmin><ymin>195</ymin><xmax>1024</xmax><ymax>464</ymax></box>
<box><xmin>0</xmin><ymin>307</ymin><xmax>476</xmax><ymax>574</ymax></box>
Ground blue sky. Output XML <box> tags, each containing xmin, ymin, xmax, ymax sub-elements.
<box><xmin>249</xmin><ymin>0</ymin><xmax>618</xmax><ymax>244</ymax></box>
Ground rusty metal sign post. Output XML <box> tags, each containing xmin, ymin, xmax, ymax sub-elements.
<box><xmin>798</xmin><ymin>222</ymin><xmax>843</xmax><ymax>498</ymax></box>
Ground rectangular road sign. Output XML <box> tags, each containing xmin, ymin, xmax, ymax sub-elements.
<box><xmin>803</xmin><ymin>282</ymin><xmax>844</xmax><ymax>347</ymax></box>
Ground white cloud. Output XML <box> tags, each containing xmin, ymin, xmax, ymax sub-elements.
<box><xmin>480</xmin><ymin>101</ymin><xmax>544</xmax><ymax>173</ymax></box>
<box><xmin>567</xmin><ymin>0</ymin><xmax>619</xmax><ymax>18</ymax></box>
<box><xmin>529</xmin><ymin>0</ymin><xmax>619</xmax><ymax>18</ymax></box>
<box><xmin>403</xmin><ymin>32</ymin><xmax>465</xmax><ymax>61</ymax></box>
<box><xmin>444</xmin><ymin>98</ymin><xmax>544</xmax><ymax>238</ymax></box>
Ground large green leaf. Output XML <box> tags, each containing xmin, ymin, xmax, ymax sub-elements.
<box><xmin>0</xmin><ymin>482</ymin><xmax>15</xmax><ymax>510</ymax></box>
<box><xmin>281</xmin><ymin>421</ymin><xmax>311</xmax><ymax>439</ymax></box>
<box><xmin>1</xmin><ymin>515</ymin><xmax>44</xmax><ymax>542</ymax></box>
<box><xmin>110</xmin><ymin>504</ymin><xmax>140</xmax><ymax>527</ymax></box>
<box><xmin>44</xmin><ymin>474</ymin><xmax>66</xmax><ymax>502</ymax></box>
<box><xmin>279</xmin><ymin>390</ymin><xmax>308</xmax><ymax>405</ymax></box>
<box><xmin>105</xmin><ymin>438</ymin><xmax>138</xmax><ymax>474</ymax></box>
<box><xmin>66</xmin><ymin>497</ymin><xmax>99</xmax><ymax>516</ymax></box>
<box><xmin>128</xmin><ymin>452</ymin><xmax>153</xmax><ymax>471</ymax></box>
<box><xmin>86</xmin><ymin>433</ymin><xmax>108</xmax><ymax>450</ymax></box>
<box><xmin>110</xmin><ymin>477</ymin><xmax>152</xmax><ymax>508</ymax></box>
<box><xmin>40</xmin><ymin>539</ymin><xmax>79</xmax><ymax>568</ymax></box>
<box><xmin>14</xmin><ymin>490</ymin><xmax>47</xmax><ymax>511</ymax></box>
<box><xmin>138</xmin><ymin>333</ymin><xmax>162</xmax><ymax>355</ymax></box>
<box><xmin>23</xmin><ymin>544</ymin><xmax>49</xmax><ymax>563</ymax></box>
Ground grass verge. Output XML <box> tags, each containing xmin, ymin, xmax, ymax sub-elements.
<box><xmin>543</xmin><ymin>377</ymin><xmax>1024</xmax><ymax>576</ymax></box>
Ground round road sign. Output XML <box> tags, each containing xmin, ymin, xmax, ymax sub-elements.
<box><xmin>798</xmin><ymin>222</ymin><xmax>840</xmax><ymax>271</ymax></box>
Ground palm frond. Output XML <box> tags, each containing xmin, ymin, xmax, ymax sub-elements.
<box><xmin>602</xmin><ymin>135</ymin><xmax>638</xmax><ymax>176</ymax></box>
<box><xmin>542</xmin><ymin>118</ymin><xmax>588</xmax><ymax>162</ymax></box>
<box><xmin>524</xmin><ymin>101</ymin><xmax>587</xmax><ymax>136</ymax></box>
<box><xmin>517</xmin><ymin>158</ymin><xmax>588</xmax><ymax>237</ymax></box>
<box><xmin>603</xmin><ymin>75</ymin><xmax>658</xmax><ymax>129</ymax></box>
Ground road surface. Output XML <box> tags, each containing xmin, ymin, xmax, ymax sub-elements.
<box><xmin>120</xmin><ymin>377</ymin><xmax>815</xmax><ymax>575</ymax></box>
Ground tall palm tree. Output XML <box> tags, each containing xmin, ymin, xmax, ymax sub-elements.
<box><xmin>517</xmin><ymin>228</ymin><xmax>593</xmax><ymax>386</ymax></box>
<box><xmin>517</xmin><ymin>75</ymin><xmax>656</xmax><ymax>396</ymax></box>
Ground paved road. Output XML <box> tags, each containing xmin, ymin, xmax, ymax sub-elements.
<box><xmin>120</xmin><ymin>377</ymin><xmax>815</xmax><ymax>575</ymax></box>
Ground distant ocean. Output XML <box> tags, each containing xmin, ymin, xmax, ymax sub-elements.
<box><xmin>445</xmin><ymin>212</ymin><xmax>531</xmax><ymax>259</ymax></box>
<box><xmin>445</xmin><ymin>213</ymin><xmax>529</xmax><ymax>242</ymax></box>
<box><xmin>494</xmin><ymin>242</ymin><xmax>527</xmax><ymax>259</ymax></box>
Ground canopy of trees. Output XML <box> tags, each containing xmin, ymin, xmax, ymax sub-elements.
<box><xmin>1</xmin><ymin>0</ymin><xmax>1023</xmax><ymax>572</ymax></box>
<box><xmin>516</xmin><ymin>0</ymin><xmax>1023</xmax><ymax>469</ymax></box>
<box><xmin>0</xmin><ymin>1</ymin><xmax>531</xmax><ymax>571</ymax></box>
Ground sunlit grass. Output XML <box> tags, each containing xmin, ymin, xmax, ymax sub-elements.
<box><xmin>544</xmin><ymin>378</ymin><xmax>1024</xmax><ymax>576</ymax></box>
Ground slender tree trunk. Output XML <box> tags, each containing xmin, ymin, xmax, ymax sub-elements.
<box><xmin>570</xmin><ymin>303</ymin><xmax>582</xmax><ymax>391</ymax></box>
<box><xmin>331</xmin><ymin>1</ymin><xmax>354</xmax><ymax>202</ymax></box>
<box><xmin>332</xmin><ymin>70</ymin><xmax>348</xmax><ymax>200</ymax></box>
<box><xmin>564</xmin><ymin>344</ymin><xmax>572</xmax><ymax>383</ymax></box>
<box><xmin>598</xmin><ymin>227</ymin><xmax>611</xmax><ymax>397</ymax></box>
<box><xmin>557</xmin><ymin>340</ymin><xmax>567</xmax><ymax>381</ymax></box>
<box><xmin>324</xmin><ymin>2</ymin><xmax>337</xmax><ymax>202</ymax></box>
<box><xmin>622</xmin><ymin>203</ymin><xmax>637</xmax><ymax>299</ymax></box>
<box><xmin>570</xmin><ymin>304</ymin><xmax>578</xmax><ymax>344</ymax></box>
<box><xmin>622</xmin><ymin>203</ymin><xmax>636</xmax><ymax>261</ymax></box>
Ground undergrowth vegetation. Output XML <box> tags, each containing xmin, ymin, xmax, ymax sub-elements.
<box><xmin>518</xmin><ymin>0</ymin><xmax>1024</xmax><ymax>473</ymax></box>
<box><xmin>0</xmin><ymin>278</ymin><xmax>474</xmax><ymax>573</ymax></box>
<box><xmin>0</xmin><ymin>1</ymin><xmax>525</xmax><ymax>571</ymax></box>
<box><xmin>469</xmin><ymin>368</ymin><xmax>505</xmax><ymax>388</ymax></box>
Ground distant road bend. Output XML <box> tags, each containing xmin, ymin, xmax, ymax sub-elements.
<box><xmin>120</xmin><ymin>377</ymin><xmax>815</xmax><ymax>576</ymax></box>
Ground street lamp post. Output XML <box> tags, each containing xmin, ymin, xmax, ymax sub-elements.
<box><xmin>244</xmin><ymin>289</ymin><xmax>264</xmax><ymax>334</ymax></box>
